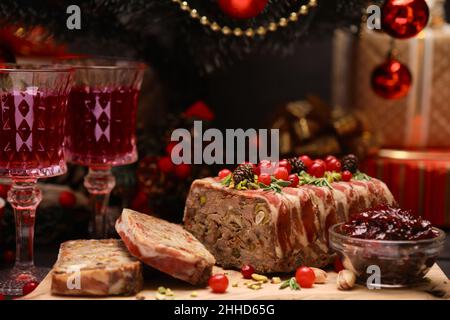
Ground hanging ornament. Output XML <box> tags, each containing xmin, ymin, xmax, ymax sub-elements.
<box><xmin>382</xmin><ymin>0</ymin><xmax>430</xmax><ymax>39</ymax></box>
<box><xmin>371</xmin><ymin>57</ymin><xmax>412</xmax><ymax>100</ymax></box>
<box><xmin>218</xmin><ymin>0</ymin><xmax>269</xmax><ymax>19</ymax></box>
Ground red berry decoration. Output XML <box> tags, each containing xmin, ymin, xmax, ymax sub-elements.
<box><xmin>218</xmin><ymin>0</ymin><xmax>269</xmax><ymax>19</ymax></box>
<box><xmin>258</xmin><ymin>173</ymin><xmax>271</xmax><ymax>186</ymax></box>
<box><xmin>0</xmin><ymin>294</ymin><xmax>4</xmax><ymax>300</ymax></box>
<box><xmin>342</xmin><ymin>170</ymin><xmax>353</xmax><ymax>182</ymax></box>
<box><xmin>372</xmin><ymin>58</ymin><xmax>412</xmax><ymax>100</ymax></box>
<box><xmin>22</xmin><ymin>281</ymin><xmax>39</xmax><ymax>295</ymax></box>
<box><xmin>274</xmin><ymin>167</ymin><xmax>289</xmax><ymax>181</ymax></box>
<box><xmin>288</xmin><ymin>174</ymin><xmax>299</xmax><ymax>187</ymax></box>
<box><xmin>208</xmin><ymin>274</ymin><xmax>229</xmax><ymax>293</ymax></box>
<box><xmin>309</xmin><ymin>162</ymin><xmax>326</xmax><ymax>178</ymax></box>
<box><xmin>218</xmin><ymin>169</ymin><xmax>232</xmax><ymax>179</ymax></box>
<box><xmin>325</xmin><ymin>155</ymin><xmax>337</xmax><ymax>163</ymax></box>
<box><xmin>299</xmin><ymin>155</ymin><xmax>313</xmax><ymax>169</ymax></box>
<box><xmin>278</xmin><ymin>159</ymin><xmax>292</xmax><ymax>174</ymax></box>
<box><xmin>295</xmin><ymin>266</ymin><xmax>316</xmax><ymax>288</ymax></box>
<box><xmin>158</xmin><ymin>156</ymin><xmax>175</xmax><ymax>174</ymax></box>
<box><xmin>174</xmin><ymin>163</ymin><xmax>192</xmax><ymax>179</ymax></box>
<box><xmin>241</xmin><ymin>264</ymin><xmax>255</xmax><ymax>279</ymax></box>
<box><xmin>382</xmin><ymin>0</ymin><xmax>429</xmax><ymax>39</ymax></box>
<box><xmin>59</xmin><ymin>190</ymin><xmax>77</xmax><ymax>208</ymax></box>
<box><xmin>326</xmin><ymin>159</ymin><xmax>342</xmax><ymax>172</ymax></box>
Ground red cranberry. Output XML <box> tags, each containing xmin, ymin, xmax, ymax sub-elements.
<box><xmin>278</xmin><ymin>159</ymin><xmax>292</xmax><ymax>173</ymax></box>
<box><xmin>218</xmin><ymin>169</ymin><xmax>231</xmax><ymax>179</ymax></box>
<box><xmin>325</xmin><ymin>155</ymin><xmax>337</xmax><ymax>163</ymax></box>
<box><xmin>288</xmin><ymin>174</ymin><xmax>299</xmax><ymax>187</ymax></box>
<box><xmin>309</xmin><ymin>162</ymin><xmax>326</xmax><ymax>178</ymax></box>
<box><xmin>327</xmin><ymin>159</ymin><xmax>342</xmax><ymax>172</ymax></box>
<box><xmin>342</xmin><ymin>170</ymin><xmax>353</xmax><ymax>182</ymax></box>
<box><xmin>299</xmin><ymin>155</ymin><xmax>313</xmax><ymax>168</ymax></box>
<box><xmin>241</xmin><ymin>264</ymin><xmax>255</xmax><ymax>279</ymax></box>
<box><xmin>274</xmin><ymin>167</ymin><xmax>289</xmax><ymax>181</ymax></box>
<box><xmin>258</xmin><ymin>173</ymin><xmax>272</xmax><ymax>186</ymax></box>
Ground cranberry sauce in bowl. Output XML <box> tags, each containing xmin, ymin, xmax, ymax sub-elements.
<box><xmin>329</xmin><ymin>205</ymin><xmax>445</xmax><ymax>288</ymax></box>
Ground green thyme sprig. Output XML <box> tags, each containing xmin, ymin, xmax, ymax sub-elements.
<box><xmin>353</xmin><ymin>171</ymin><xmax>371</xmax><ymax>181</ymax></box>
<box><xmin>220</xmin><ymin>174</ymin><xmax>232</xmax><ymax>187</ymax></box>
<box><xmin>298</xmin><ymin>172</ymin><xmax>333</xmax><ymax>189</ymax></box>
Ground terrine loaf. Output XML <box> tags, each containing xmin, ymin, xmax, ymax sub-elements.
<box><xmin>51</xmin><ymin>239</ymin><xmax>143</xmax><ymax>296</ymax></box>
<box><xmin>183</xmin><ymin>177</ymin><xmax>395</xmax><ymax>273</ymax></box>
<box><xmin>116</xmin><ymin>209</ymin><xmax>216</xmax><ymax>286</ymax></box>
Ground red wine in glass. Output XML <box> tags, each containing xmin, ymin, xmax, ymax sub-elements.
<box><xmin>0</xmin><ymin>65</ymin><xmax>73</xmax><ymax>296</ymax></box>
<box><xmin>64</xmin><ymin>61</ymin><xmax>145</xmax><ymax>238</ymax></box>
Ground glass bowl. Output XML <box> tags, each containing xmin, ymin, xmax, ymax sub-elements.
<box><xmin>329</xmin><ymin>223</ymin><xmax>446</xmax><ymax>288</ymax></box>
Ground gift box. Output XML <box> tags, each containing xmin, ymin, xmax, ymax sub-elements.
<box><xmin>362</xmin><ymin>149</ymin><xmax>450</xmax><ymax>227</ymax></box>
<box><xmin>333</xmin><ymin>1</ymin><xmax>450</xmax><ymax>148</ymax></box>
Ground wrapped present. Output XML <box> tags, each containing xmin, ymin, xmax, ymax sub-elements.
<box><xmin>333</xmin><ymin>0</ymin><xmax>450</xmax><ymax>148</ymax></box>
<box><xmin>362</xmin><ymin>149</ymin><xmax>450</xmax><ymax>227</ymax></box>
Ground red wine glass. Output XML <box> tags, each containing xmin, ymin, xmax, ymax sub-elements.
<box><xmin>65</xmin><ymin>60</ymin><xmax>145</xmax><ymax>238</ymax></box>
<box><xmin>0</xmin><ymin>64</ymin><xmax>73</xmax><ymax>295</ymax></box>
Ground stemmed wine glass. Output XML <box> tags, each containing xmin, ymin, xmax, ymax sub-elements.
<box><xmin>65</xmin><ymin>60</ymin><xmax>145</xmax><ymax>238</ymax></box>
<box><xmin>0</xmin><ymin>64</ymin><xmax>73</xmax><ymax>295</ymax></box>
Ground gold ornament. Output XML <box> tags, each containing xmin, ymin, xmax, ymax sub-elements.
<box><xmin>171</xmin><ymin>0</ymin><xmax>318</xmax><ymax>38</ymax></box>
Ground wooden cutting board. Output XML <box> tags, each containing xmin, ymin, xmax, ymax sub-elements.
<box><xmin>22</xmin><ymin>264</ymin><xmax>449</xmax><ymax>300</ymax></box>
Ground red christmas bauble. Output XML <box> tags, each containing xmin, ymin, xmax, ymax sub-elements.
<box><xmin>218</xmin><ymin>0</ymin><xmax>269</xmax><ymax>19</ymax></box>
<box><xmin>371</xmin><ymin>58</ymin><xmax>412</xmax><ymax>99</ymax></box>
<box><xmin>382</xmin><ymin>0</ymin><xmax>429</xmax><ymax>39</ymax></box>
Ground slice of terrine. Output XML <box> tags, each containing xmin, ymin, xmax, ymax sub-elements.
<box><xmin>183</xmin><ymin>177</ymin><xmax>395</xmax><ymax>273</ymax></box>
<box><xmin>116</xmin><ymin>209</ymin><xmax>216</xmax><ymax>286</ymax></box>
<box><xmin>51</xmin><ymin>239</ymin><xmax>143</xmax><ymax>296</ymax></box>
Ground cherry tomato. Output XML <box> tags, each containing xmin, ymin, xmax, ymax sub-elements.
<box><xmin>22</xmin><ymin>281</ymin><xmax>39</xmax><ymax>296</ymax></box>
<box><xmin>288</xmin><ymin>174</ymin><xmax>299</xmax><ymax>187</ymax></box>
<box><xmin>218</xmin><ymin>169</ymin><xmax>232</xmax><ymax>179</ymax></box>
<box><xmin>326</xmin><ymin>159</ymin><xmax>342</xmax><ymax>172</ymax></box>
<box><xmin>299</xmin><ymin>155</ymin><xmax>313</xmax><ymax>168</ymax></box>
<box><xmin>274</xmin><ymin>167</ymin><xmax>289</xmax><ymax>181</ymax></box>
<box><xmin>278</xmin><ymin>159</ymin><xmax>292</xmax><ymax>174</ymax></box>
<box><xmin>295</xmin><ymin>266</ymin><xmax>316</xmax><ymax>288</ymax></box>
<box><xmin>258</xmin><ymin>173</ymin><xmax>272</xmax><ymax>186</ymax></box>
<box><xmin>342</xmin><ymin>170</ymin><xmax>353</xmax><ymax>182</ymax></box>
<box><xmin>309</xmin><ymin>162</ymin><xmax>326</xmax><ymax>178</ymax></box>
<box><xmin>208</xmin><ymin>274</ymin><xmax>229</xmax><ymax>293</ymax></box>
<box><xmin>158</xmin><ymin>156</ymin><xmax>175</xmax><ymax>174</ymax></box>
<box><xmin>334</xmin><ymin>256</ymin><xmax>345</xmax><ymax>272</ymax></box>
<box><xmin>241</xmin><ymin>265</ymin><xmax>255</xmax><ymax>279</ymax></box>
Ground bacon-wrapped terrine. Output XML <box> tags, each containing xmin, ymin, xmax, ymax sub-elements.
<box><xmin>116</xmin><ymin>209</ymin><xmax>216</xmax><ymax>285</ymax></box>
<box><xmin>51</xmin><ymin>239</ymin><xmax>143</xmax><ymax>296</ymax></box>
<box><xmin>183</xmin><ymin>177</ymin><xmax>395</xmax><ymax>273</ymax></box>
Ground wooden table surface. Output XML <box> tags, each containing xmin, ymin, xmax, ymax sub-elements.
<box><xmin>23</xmin><ymin>264</ymin><xmax>450</xmax><ymax>300</ymax></box>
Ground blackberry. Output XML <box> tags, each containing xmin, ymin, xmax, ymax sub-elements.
<box><xmin>288</xmin><ymin>158</ymin><xmax>307</xmax><ymax>174</ymax></box>
<box><xmin>232</xmin><ymin>164</ymin><xmax>255</xmax><ymax>184</ymax></box>
<box><xmin>342</xmin><ymin>154</ymin><xmax>359</xmax><ymax>174</ymax></box>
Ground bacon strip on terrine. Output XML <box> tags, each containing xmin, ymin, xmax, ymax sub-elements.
<box><xmin>115</xmin><ymin>209</ymin><xmax>216</xmax><ymax>286</ymax></box>
<box><xmin>51</xmin><ymin>239</ymin><xmax>143</xmax><ymax>296</ymax></box>
<box><xmin>183</xmin><ymin>177</ymin><xmax>395</xmax><ymax>273</ymax></box>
